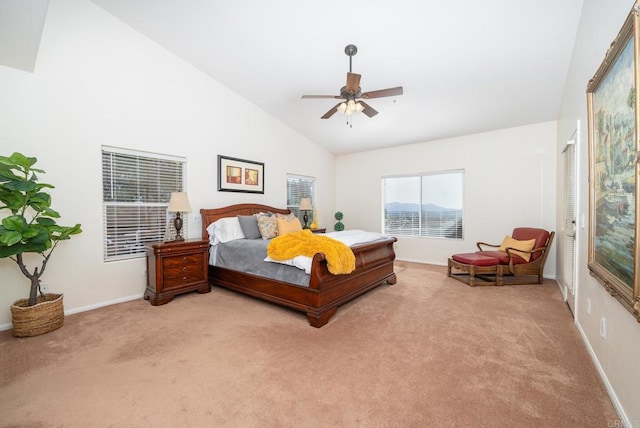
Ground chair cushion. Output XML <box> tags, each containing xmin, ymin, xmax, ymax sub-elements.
<box><xmin>452</xmin><ymin>253</ymin><xmax>499</xmax><ymax>266</ymax></box>
<box><xmin>511</xmin><ymin>228</ymin><xmax>550</xmax><ymax>261</ymax></box>
<box><xmin>476</xmin><ymin>250</ymin><xmax>527</xmax><ymax>265</ymax></box>
<box><xmin>498</xmin><ymin>236</ymin><xmax>536</xmax><ymax>262</ymax></box>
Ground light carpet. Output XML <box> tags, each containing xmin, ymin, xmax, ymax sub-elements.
<box><xmin>0</xmin><ymin>262</ymin><xmax>618</xmax><ymax>427</ymax></box>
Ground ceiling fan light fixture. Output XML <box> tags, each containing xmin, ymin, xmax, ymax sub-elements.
<box><xmin>336</xmin><ymin>99</ymin><xmax>363</xmax><ymax>116</ymax></box>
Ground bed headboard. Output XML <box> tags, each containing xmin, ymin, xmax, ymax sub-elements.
<box><xmin>200</xmin><ymin>204</ymin><xmax>291</xmax><ymax>240</ymax></box>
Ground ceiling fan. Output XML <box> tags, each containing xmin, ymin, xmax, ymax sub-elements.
<box><xmin>301</xmin><ymin>44</ymin><xmax>403</xmax><ymax>120</ymax></box>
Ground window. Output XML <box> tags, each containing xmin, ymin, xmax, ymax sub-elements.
<box><xmin>102</xmin><ymin>147</ymin><xmax>186</xmax><ymax>261</ymax></box>
<box><xmin>287</xmin><ymin>174</ymin><xmax>315</xmax><ymax>223</ymax></box>
<box><xmin>383</xmin><ymin>170</ymin><xmax>464</xmax><ymax>239</ymax></box>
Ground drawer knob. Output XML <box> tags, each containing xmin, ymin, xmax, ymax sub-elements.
<box><xmin>182</xmin><ymin>267</ymin><xmax>187</xmax><ymax>272</ymax></box>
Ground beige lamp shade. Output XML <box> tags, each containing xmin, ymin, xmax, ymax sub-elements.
<box><xmin>299</xmin><ymin>198</ymin><xmax>312</xmax><ymax>211</ymax></box>
<box><xmin>167</xmin><ymin>192</ymin><xmax>192</xmax><ymax>213</ymax></box>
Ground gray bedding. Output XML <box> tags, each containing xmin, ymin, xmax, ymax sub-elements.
<box><xmin>210</xmin><ymin>239</ymin><xmax>310</xmax><ymax>287</ymax></box>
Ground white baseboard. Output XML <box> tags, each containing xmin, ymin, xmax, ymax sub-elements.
<box><xmin>0</xmin><ymin>293</ymin><xmax>144</xmax><ymax>332</ymax></box>
<box><xmin>396</xmin><ymin>257</ymin><xmax>446</xmax><ymax>266</ymax></box>
<box><xmin>575</xmin><ymin>321</ymin><xmax>630</xmax><ymax>427</ymax></box>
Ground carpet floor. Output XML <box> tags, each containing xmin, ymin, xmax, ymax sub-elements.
<box><xmin>0</xmin><ymin>262</ymin><xmax>618</xmax><ymax>427</ymax></box>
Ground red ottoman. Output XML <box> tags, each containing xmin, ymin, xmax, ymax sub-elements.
<box><xmin>448</xmin><ymin>253</ymin><xmax>504</xmax><ymax>286</ymax></box>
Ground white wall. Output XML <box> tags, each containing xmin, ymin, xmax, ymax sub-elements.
<box><xmin>336</xmin><ymin>121</ymin><xmax>557</xmax><ymax>277</ymax></box>
<box><xmin>0</xmin><ymin>0</ymin><xmax>335</xmax><ymax>327</ymax></box>
<box><xmin>556</xmin><ymin>0</ymin><xmax>640</xmax><ymax>424</ymax></box>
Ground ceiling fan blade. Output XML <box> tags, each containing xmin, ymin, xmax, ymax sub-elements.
<box><xmin>302</xmin><ymin>95</ymin><xmax>343</xmax><ymax>99</ymax></box>
<box><xmin>359</xmin><ymin>101</ymin><xmax>378</xmax><ymax>118</ymax></box>
<box><xmin>361</xmin><ymin>86</ymin><xmax>403</xmax><ymax>99</ymax></box>
<box><xmin>346</xmin><ymin>72</ymin><xmax>361</xmax><ymax>94</ymax></box>
<box><xmin>321</xmin><ymin>103</ymin><xmax>341</xmax><ymax>119</ymax></box>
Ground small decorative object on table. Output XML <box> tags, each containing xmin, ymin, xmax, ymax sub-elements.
<box><xmin>310</xmin><ymin>209</ymin><xmax>318</xmax><ymax>229</ymax></box>
<box><xmin>166</xmin><ymin>192</ymin><xmax>192</xmax><ymax>241</ymax></box>
<box><xmin>334</xmin><ymin>211</ymin><xmax>344</xmax><ymax>231</ymax></box>
<box><xmin>299</xmin><ymin>198</ymin><xmax>312</xmax><ymax>229</ymax></box>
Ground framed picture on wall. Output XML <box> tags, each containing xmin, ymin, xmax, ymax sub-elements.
<box><xmin>217</xmin><ymin>155</ymin><xmax>264</xmax><ymax>194</ymax></box>
<box><xmin>586</xmin><ymin>2</ymin><xmax>640</xmax><ymax>320</ymax></box>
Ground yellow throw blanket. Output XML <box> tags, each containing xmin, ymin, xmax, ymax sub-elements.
<box><xmin>267</xmin><ymin>229</ymin><xmax>356</xmax><ymax>275</ymax></box>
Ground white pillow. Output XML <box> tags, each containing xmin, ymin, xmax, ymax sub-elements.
<box><xmin>206</xmin><ymin>217</ymin><xmax>245</xmax><ymax>245</ymax></box>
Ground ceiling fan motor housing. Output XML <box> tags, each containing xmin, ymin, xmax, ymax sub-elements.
<box><xmin>340</xmin><ymin>86</ymin><xmax>361</xmax><ymax>99</ymax></box>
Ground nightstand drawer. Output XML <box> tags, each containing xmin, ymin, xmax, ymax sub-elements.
<box><xmin>162</xmin><ymin>253</ymin><xmax>204</xmax><ymax>269</ymax></box>
<box><xmin>164</xmin><ymin>262</ymin><xmax>204</xmax><ymax>280</ymax></box>
<box><xmin>164</xmin><ymin>270</ymin><xmax>205</xmax><ymax>288</ymax></box>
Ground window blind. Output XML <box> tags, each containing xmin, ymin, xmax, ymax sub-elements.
<box><xmin>383</xmin><ymin>170</ymin><xmax>464</xmax><ymax>239</ymax></box>
<box><xmin>102</xmin><ymin>147</ymin><xmax>186</xmax><ymax>261</ymax></box>
<box><xmin>286</xmin><ymin>174</ymin><xmax>315</xmax><ymax>221</ymax></box>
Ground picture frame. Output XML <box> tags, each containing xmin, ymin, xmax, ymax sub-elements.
<box><xmin>586</xmin><ymin>2</ymin><xmax>640</xmax><ymax>320</ymax></box>
<box><xmin>217</xmin><ymin>155</ymin><xmax>264</xmax><ymax>194</ymax></box>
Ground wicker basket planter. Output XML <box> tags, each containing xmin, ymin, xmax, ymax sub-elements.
<box><xmin>11</xmin><ymin>293</ymin><xmax>64</xmax><ymax>337</ymax></box>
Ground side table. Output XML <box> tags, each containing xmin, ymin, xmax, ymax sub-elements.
<box><xmin>144</xmin><ymin>239</ymin><xmax>210</xmax><ymax>305</ymax></box>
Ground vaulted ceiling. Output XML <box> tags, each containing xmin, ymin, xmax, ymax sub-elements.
<box><xmin>2</xmin><ymin>1</ymin><xmax>585</xmax><ymax>155</ymax></box>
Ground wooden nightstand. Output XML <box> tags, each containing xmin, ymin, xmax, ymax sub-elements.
<box><xmin>144</xmin><ymin>239</ymin><xmax>210</xmax><ymax>305</ymax></box>
<box><xmin>310</xmin><ymin>228</ymin><xmax>326</xmax><ymax>233</ymax></box>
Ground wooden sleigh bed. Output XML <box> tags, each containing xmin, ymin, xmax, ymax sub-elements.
<box><xmin>200</xmin><ymin>204</ymin><xmax>397</xmax><ymax>327</ymax></box>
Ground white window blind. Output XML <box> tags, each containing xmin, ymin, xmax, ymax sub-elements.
<box><xmin>102</xmin><ymin>147</ymin><xmax>186</xmax><ymax>261</ymax></box>
<box><xmin>286</xmin><ymin>174</ymin><xmax>315</xmax><ymax>222</ymax></box>
<box><xmin>383</xmin><ymin>170</ymin><xmax>464</xmax><ymax>239</ymax></box>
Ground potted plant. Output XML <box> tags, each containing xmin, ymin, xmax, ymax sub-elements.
<box><xmin>0</xmin><ymin>152</ymin><xmax>82</xmax><ymax>337</ymax></box>
<box><xmin>334</xmin><ymin>211</ymin><xmax>344</xmax><ymax>231</ymax></box>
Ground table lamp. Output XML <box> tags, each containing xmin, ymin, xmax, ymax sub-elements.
<box><xmin>167</xmin><ymin>192</ymin><xmax>192</xmax><ymax>241</ymax></box>
<box><xmin>299</xmin><ymin>198</ymin><xmax>312</xmax><ymax>229</ymax></box>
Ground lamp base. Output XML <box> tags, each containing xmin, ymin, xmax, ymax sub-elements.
<box><xmin>173</xmin><ymin>212</ymin><xmax>185</xmax><ymax>241</ymax></box>
<box><xmin>302</xmin><ymin>212</ymin><xmax>309</xmax><ymax>229</ymax></box>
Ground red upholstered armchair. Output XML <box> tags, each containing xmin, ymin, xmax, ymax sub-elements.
<box><xmin>475</xmin><ymin>227</ymin><xmax>554</xmax><ymax>284</ymax></box>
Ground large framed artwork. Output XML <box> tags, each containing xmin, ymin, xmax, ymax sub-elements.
<box><xmin>217</xmin><ymin>155</ymin><xmax>264</xmax><ymax>194</ymax></box>
<box><xmin>587</xmin><ymin>2</ymin><xmax>640</xmax><ymax>321</ymax></box>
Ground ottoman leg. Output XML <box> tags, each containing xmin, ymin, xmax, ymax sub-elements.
<box><xmin>469</xmin><ymin>265</ymin><xmax>476</xmax><ymax>287</ymax></box>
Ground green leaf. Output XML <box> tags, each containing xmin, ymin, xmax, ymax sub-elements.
<box><xmin>9</xmin><ymin>152</ymin><xmax>36</xmax><ymax>170</ymax></box>
<box><xmin>27</xmin><ymin>228</ymin><xmax>51</xmax><ymax>245</ymax></box>
<box><xmin>0</xmin><ymin>243</ymin><xmax>26</xmax><ymax>258</ymax></box>
<box><xmin>3</xmin><ymin>179</ymin><xmax>37</xmax><ymax>192</ymax></box>
<box><xmin>36</xmin><ymin>217</ymin><xmax>56</xmax><ymax>226</ymax></box>
<box><xmin>0</xmin><ymin>168</ymin><xmax>22</xmax><ymax>182</ymax></box>
<box><xmin>29</xmin><ymin>192</ymin><xmax>51</xmax><ymax>206</ymax></box>
<box><xmin>0</xmin><ymin>230</ymin><xmax>22</xmax><ymax>246</ymax></box>
<box><xmin>23</xmin><ymin>241</ymin><xmax>49</xmax><ymax>253</ymax></box>
<box><xmin>2</xmin><ymin>215</ymin><xmax>26</xmax><ymax>231</ymax></box>
<box><xmin>54</xmin><ymin>224</ymin><xmax>82</xmax><ymax>240</ymax></box>
<box><xmin>21</xmin><ymin>226</ymin><xmax>40</xmax><ymax>239</ymax></box>
<box><xmin>40</xmin><ymin>207</ymin><xmax>60</xmax><ymax>218</ymax></box>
